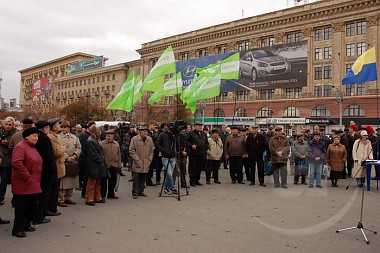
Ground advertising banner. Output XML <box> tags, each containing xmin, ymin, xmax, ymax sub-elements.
<box><xmin>267</xmin><ymin>118</ymin><xmax>306</xmax><ymax>124</ymax></box>
<box><xmin>32</xmin><ymin>73</ymin><xmax>63</xmax><ymax>102</ymax></box>
<box><xmin>67</xmin><ymin>56</ymin><xmax>104</xmax><ymax>75</ymax></box>
<box><xmin>238</xmin><ymin>41</ymin><xmax>308</xmax><ymax>89</ymax></box>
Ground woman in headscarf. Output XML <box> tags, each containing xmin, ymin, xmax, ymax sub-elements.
<box><xmin>11</xmin><ymin>127</ymin><xmax>42</xmax><ymax>238</ymax></box>
<box><xmin>352</xmin><ymin>130</ymin><xmax>373</xmax><ymax>187</ymax></box>
<box><xmin>326</xmin><ymin>135</ymin><xmax>347</xmax><ymax>187</ymax></box>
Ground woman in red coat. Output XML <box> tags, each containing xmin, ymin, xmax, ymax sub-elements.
<box><xmin>326</xmin><ymin>136</ymin><xmax>347</xmax><ymax>187</ymax></box>
<box><xmin>11</xmin><ymin>127</ymin><xmax>43</xmax><ymax>238</ymax></box>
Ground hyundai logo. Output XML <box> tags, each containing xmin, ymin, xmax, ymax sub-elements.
<box><xmin>183</xmin><ymin>66</ymin><xmax>197</xmax><ymax>77</ymax></box>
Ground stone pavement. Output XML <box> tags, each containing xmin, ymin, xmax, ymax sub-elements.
<box><xmin>0</xmin><ymin>168</ymin><xmax>379</xmax><ymax>253</ymax></box>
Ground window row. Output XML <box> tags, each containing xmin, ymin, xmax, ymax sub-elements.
<box><xmin>58</xmin><ymin>74</ymin><xmax>116</xmax><ymax>90</ymax></box>
<box><xmin>315</xmin><ymin>21</ymin><xmax>366</xmax><ymax>41</ymax></box>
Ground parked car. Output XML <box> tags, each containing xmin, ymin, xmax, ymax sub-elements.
<box><xmin>240</xmin><ymin>49</ymin><xmax>291</xmax><ymax>81</ymax></box>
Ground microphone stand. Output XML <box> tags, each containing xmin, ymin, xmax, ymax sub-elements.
<box><xmin>336</xmin><ymin>147</ymin><xmax>377</xmax><ymax>244</ymax></box>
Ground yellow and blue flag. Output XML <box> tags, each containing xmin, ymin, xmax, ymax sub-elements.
<box><xmin>342</xmin><ymin>47</ymin><xmax>377</xmax><ymax>85</ymax></box>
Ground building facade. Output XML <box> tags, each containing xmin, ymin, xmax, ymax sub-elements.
<box><xmin>136</xmin><ymin>0</ymin><xmax>380</xmax><ymax>131</ymax></box>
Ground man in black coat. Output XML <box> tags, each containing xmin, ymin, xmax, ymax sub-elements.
<box><xmin>33</xmin><ymin>121</ymin><xmax>59</xmax><ymax>224</ymax></box>
<box><xmin>186</xmin><ymin>122</ymin><xmax>209</xmax><ymax>187</ymax></box>
<box><xmin>246</xmin><ymin>125</ymin><xmax>266</xmax><ymax>187</ymax></box>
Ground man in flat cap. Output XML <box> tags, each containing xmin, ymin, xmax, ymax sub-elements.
<box><xmin>100</xmin><ymin>130</ymin><xmax>121</xmax><ymax>199</ymax></box>
<box><xmin>224</xmin><ymin>125</ymin><xmax>246</xmax><ymax>184</ymax></box>
<box><xmin>269</xmin><ymin>127</ymin><xmax>290</xmax><ymax>188</ymax></box>
<box><xmin>9</xmin><ymin>118</ymin><xmax>35</xmax><ymax>152</ymax></box>
<box><xmin>186</xmin><ymin>122</ymin><xmax>209</xmax><ymax>187</ymax></box>
<box><xmin>307</xmin><ymin>133</ymin><xmax>326</xmax><ymax>188</ymax></box>
<box><xmin>246</xmin><ymin>125</ymin><xmax>266</xmax><ymax>186</ymax></box>
<box><xmin>129</xmin><ymin>125</ymin><xmax>154</xmax><ymax>199</ymax></box>
<box><xmin>291</xmin><ymin>134</ymin><xmax>309</xmax><ymax>185</ymax></box>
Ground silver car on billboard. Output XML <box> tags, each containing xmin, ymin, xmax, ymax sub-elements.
<box><xmin>240</xmin><ymin>49</ymin><xmax>291</xmax><ymax>81</ymax></box>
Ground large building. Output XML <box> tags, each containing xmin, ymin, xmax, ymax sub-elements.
<box><xmin>137</xmin><ymin>0</ymin><xmax>380</xmax><ymax>131</ymax></box>
<box><xmin>18</xmin><ymin>0</ymin><xmax>380</xmax><ymax>130</ymax></box>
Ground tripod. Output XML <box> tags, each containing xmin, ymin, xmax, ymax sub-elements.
<box><xmin>336</xmin><ymin>161</ymin><xmax>377</xmax><ymax>244</ymax></box>
<box><xmin>158</xmin><ymin>131</ymin><xmax>189</xmax><ymax>201</ymax></box>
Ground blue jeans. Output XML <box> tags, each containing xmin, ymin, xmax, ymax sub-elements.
<box><xmin>0</xmin><ymin>166</ymin><xmax>11</xmax><ymax>201</ymax></box>
<box><xmin>162</xmin><ymin>157</ymin><xmax>176</xmax><ymax>190</ymax></box>
<box><xmin>309</xmin><ymin>163</ymin><xmax>322</xmax><ymax>186</ymax></box>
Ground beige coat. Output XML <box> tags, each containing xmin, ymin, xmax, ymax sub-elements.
<box><xmin>58</xmin><ymin>132</ymin><xmax>82</xmax><ymax>189</ymax></box>
<box><xmin>326</xmin><ymin>143</ymin><xmax>347</xmax><ymax>172</ymax></box>
<box><xmin>352</xmin><ymin>139</ymin><xmax>373</xmax><ymax>178</ymax></box>
<box><xmin>48</xmin><ymin>132</ymin><xmax>66</xmax><ymax>178</ymax></box>
<box><xmin>207</xmin><ymin>137</ymin><xmax>223</xmax><ymax>160</ymax></box>
<box><xmin>100</xmin><ymin>139</ymin><xmax>121</xmax><ymax>169</ymax></box>
<box><xmin>129</xmin><ymin>134</ymin><xmax>154</xmax><ymax>173</ymax></box>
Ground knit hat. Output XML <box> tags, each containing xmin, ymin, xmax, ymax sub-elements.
<box><xmin>22</xmin><ymin>127</ymin><xmax>39</xmax><ymax>138</ymax></box>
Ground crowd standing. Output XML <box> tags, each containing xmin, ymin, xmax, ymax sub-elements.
<box><xmin>1</xmin><ymin>116</ymin><xmax>380</xmax><ymax>238</ymax></box>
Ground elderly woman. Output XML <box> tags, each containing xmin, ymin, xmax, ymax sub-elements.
<box><xmin>352</xmin><ymin>130</ymin><xmax>373</xmax><ymax>187</ymax></box>
<box><xmin>326</xmin><ymin>136</ymin><xmax>347</xmax><ymax>187</ymax></box>
<box><xmin>85</xmin><ymin>127</ymin><xmax>107</xmax><ymax>206</ymax></box>
<box><xmin>11</xmin><ymin>127</ymin><xmax>42</xmax><ymax>238</ymax></box>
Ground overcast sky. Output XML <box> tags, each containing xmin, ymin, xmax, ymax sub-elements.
<box><xmin>0</xmin><ymin>0</ymin><xmax>303</xmax><ymax>103</ymax></box>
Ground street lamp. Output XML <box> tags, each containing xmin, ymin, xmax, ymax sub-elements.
<box><xmin>329</xmin><ymin>53</ymin><xmax>344</xmax><ymax>127</ymax></box>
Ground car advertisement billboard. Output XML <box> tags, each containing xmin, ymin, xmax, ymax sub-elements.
<box><xmin>238</xmin><ymin>41</ymin><xmax>308</xmax><ymax>89</ymax></box>
<box><xmin>67</xmin><ymin>56</ymin><xmax>104</xmax><ymax>75</ymax></box>
<box><xmin>32</xmin><ymin>73</ymin><xmax>63</xmax><ymax>102</ymax></box>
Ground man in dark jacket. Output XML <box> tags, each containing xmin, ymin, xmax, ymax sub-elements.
<box><xmin>245</xmin><ymin>125</ymin><xmax>266</xmax><ymax>187</ymax></box>
<box><xmin>187</xmin><ymin>122</ymin><xmax>209</xmax><ymax>187</ymax></box>
<box><xmin>34</xmin><ymin>120</ymin><xmax>59</xmax><ymax>224</ymax></box>
<box><xmin>307</xmin><ymin>133</ymin><xmax>326</xmax><ymax>188</ymax></box>
<box><xmin>269</xmin><ymin>127</ymin><xmax>290</xmax><ymax>188</ymax></box>
<box><xmin>224</xmin><ymin>126</ymin><xmax>245</xmax><ymax>184</ymax></box>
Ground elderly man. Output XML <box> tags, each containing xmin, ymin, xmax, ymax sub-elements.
<box><xmin>224</xmin><ymin>126</ymin><xmax>245</xmax><ymax>184</ymax></box>
<box><xmin>100</xmin><ymin>130</ymin><xmax>121</xmax><ymax>199</ymax></box>
<box><xmin>269</xmin><ymin>127</ymin><xmax>290</xmax><ymax>188</ymax></box>
<box><xmin>58</xmin><ymin>121</ymin><xmax>82</xmax><ymax>206</ymax></box>
<box><xmin>129</xmin><ymin>125</ymin><xmax>154</xmax><ymax>199</ymax></box>
<box><xmin>245</xmin><ymin>125</ymin><xmax>266</xmax><ymax>187</ymax></box>
<box><xmin>9</xmin><ymin>118</ymin><xmax>34</xmax><ymax>152</ymax></box>
<box><xmin>0</xmin><ymin>116</ymin><xmax>17</xmax><ymax>205</ymax></box>
<box><xmin>291</xmin><ymin>134</ymin><xmax>309</xmax><ymax>185</ymax></box>
<box><xmin>308</xmin><ymin>133</ymin><xmax>326</xmax><ymax>188</ymax></box>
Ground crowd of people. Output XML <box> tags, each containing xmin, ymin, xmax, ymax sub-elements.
<box><xmin>0</xmin><ymin>116</ymin><xmax>380</xmax><ymax>238</ymax></box>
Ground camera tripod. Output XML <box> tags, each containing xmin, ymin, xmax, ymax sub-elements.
<box><xmin>158</xmin><ymin>133</ymin><xmax>189</xmax><ymax>201</ymax></box>
<box><xmin>336</xmin><ymin>161</ymin><xmax>377</xmax><ymax>244</ymax></box>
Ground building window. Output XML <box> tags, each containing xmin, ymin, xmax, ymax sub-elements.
<box><xmin>261</xmin><ymin>38</ymin><xmax>268</xmax><ymax>47</ymax></box>
<box><xmin>315</xmin><ymin>48</ymin><xmax>322</xmax><ymax>60</ymax></box>
<box><xmin>244</xmin><ymin>91</ymin><xmax>250</xmax><ymax>100</ymax></box>
<box><xmin>295</xmin><ymin>32</ymin><xmax>303</xmax><ymax>42</ymax></box>
<box><xmin>238</xmin><ymin>41</ymin><xmax>252</xmax><ymax>51</ymax></box>
<box><xmin>234</xmin><ymin>107</ymin><xmax>247</xmax><ymax>117</ymax></box>
<box><xmin>198</xmin><ymin>49</ymin><xmax>209</xmax><ymax>57</ymax></box>
<box><xmin>357</xmin><ymin>83</ymin><xmax>366</xmax><ymax>95</ymax></box>
<box><xmin>181</xmin><ymin>52</ymin><xmax>190</xmax><ymax>61</ymax></box>
<box><xmin>259</xmin><ymin>90</ymin><xmax>267</xmax><ymax>100</ymax></box>
<box><xmin>346</xmin><ymin>23</ymin><xmax>355</xmax><ymax>36</ymax></box>
<box><xmin>237</xmin><ymin>91</ymin><xmax>250</xmax><ymax>101</ymax></box>
<box><xmin>346</xmin><ymin>43</ymin><xmax>355</xmax><ymax>57</ymax></box>
<box><xmin>257</xmin><ymin>107</ymin><xmax>270</xmax><ymax>117</ymax></box>
<box><xmin>112</xmin><ymin>85</ymin><xmax>115</xmax><ymax>91</ymax></box>
<box><xmin>324</xmin><ymin>85</ymin><xmax>332</xmax><ymax>97</ymax></box>
<box><xmin>324</xmin><ymin>66</ymin><xmax>332</xmax><ymax>79</ymax></box>
<box><xmin>294</xmin><ymin>87</ymin><xmax>301</xmax><ymax>98</ymax></box>
<box><xmin>102</xmin><ymin>76</ymin><xmax>105</xmax><ymax>82</ymax></box>
<box><xmin>357</xmin><ymin>21</ymin><xmax>366</xmax><ymax>35</ymax></box>
<box><xmin>287</xmin><ymin>34</ymin><xmax>294</xmax><ymax>44</ymax></box>
<box><xmin>261</xmin><ymin>37</ymin><xmax>275</xmax><ymax>47</ymax></box>
<box><xmin>112</xmin><ymin>74</ymin><xmax>116</xmax><ymax>80</ymax></box>
<box><xmin>286</xmin><ymin>88</ymin><xmax>293</xmax><ymax>99</ymax></box>
<box><xmin>268</xmin><ymin>89</ymin><xmax>274</xmax><ymax>100</ymax></box>
<box><xmin>314</xmin><ymin>67</ymin><xmax>322</xmax><ymax>80</ymax></box>
<box><xmin>314</xmin><ymin>86</ymin><xmax>322</xmax><ymax>97</ymax></box>
<box><xmin>344</xmin><ymin>104</ymin><xmax>364</xmax><ymax>116</ymax></box>
<box><xmin>346</xmin><ymin>84</ymin><xmax>354</xmax><ymax>96</ymax></box>
<box><xmin>357</xmin><ymin>42</ymin><xmax>366</xmax><ymax>56</ymax></box>
<box><xmin>311</xmin><ymin>105</ymin><xmax>331</xmax><ymax>117</ymax></box>
<box><xmin>214</xmin><ymin>108</ymin><xmax>225</xmax><ymax>117</ymax></box>
<box><xmin>217</xmin><ymin>45</ymin><xmax>228</xmax><ymax>54</ymax></box>
<box><xmin>283</xmin><ymin>106</ymin><xmax>300</xmax><ymax>117</ymax></box>
<box><xmin>346</xmin><ymin>63</ymin><xmax>353</xmax><ymax>73</ymax></box>
<box><xmin>315</xmin><ymin>29</ymin><xmax>322</xmax><ymax>41</ymax></box>
<box><xmin>237</xmin><ymin>91</ymin><xmax>244</xmax><ymax>101</ymax></box>
<box><xmin>324</xmin><ymin>27</ymin><xmax>332</xmax><ymax>40</ymax></box>
<box><xmin>269</xmin><ymin>37</ymin><xmax>276</xmax><ymax>46</ymax></box>
<box><xmin>83</xmin><ymin>80</ymin><xmax>86</xmax><ymax>85</ymax></box>
<box><xmin>324</xmin><ymin>47</ymin><xmax>332</xmax><ymax>59</ymax></box>
<box><xmin>97</xmin><ymin>77</ymin><xmax>100</xmax><ymax>83</ymax></box>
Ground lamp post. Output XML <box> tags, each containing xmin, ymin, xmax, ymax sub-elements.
<box><xmin>330</xmin><ymin>52</ymin><xmax>344</xmax><ymax>127</ymax></box>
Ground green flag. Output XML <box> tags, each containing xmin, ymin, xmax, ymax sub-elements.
<box><xmin>192</xmin><ymin>65</ymin><xmax>221</xmax><ymax>101</ymax></box>
<box><xmin>148</xmin><ymin>72</ymin><xmax>183</xmax><ymax>105</ymax></box>
<box><xmin>196</xmin><ymin>52</ymin><xmax>240</xmax><ymax>80</ymax></box>
<box><xmin>181</xmin><ymin>75</ymin><xmax>206</xmax><ymax>103</ymax></box>
<box><xmin>125</xmin><ymin>75</ymin><xmax>143</xmax><ymax>112</ymax></box>
<box><xmin>185</xmin><ymin>100</ymin><xmax>197</xmax><ymax>114</ymax></box>
<box><xmin>142</xmin><ymin>46</ymin><xmax>176</xmax><ymax>92</ymax></box>
<box><xmin>106</xmin><ymin>71</ymin><xmax>134</xmax><ymax>110</ymax></box>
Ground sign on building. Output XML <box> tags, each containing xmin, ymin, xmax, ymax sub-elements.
<box><xmin>67</xmin><ymin>56</ymin><xmax>104</xmax><ymax>75</ymax></box>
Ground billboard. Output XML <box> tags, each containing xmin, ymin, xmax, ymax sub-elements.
<box><xmin>32</xmin><ymin>73</ymin><xmax>63</xmax><ymax>102</ymax></box>
<box><xmin>176</xmin><ymin>41</ymin><xmax>308</xmax><ymax>92</ymax></box>
<box><xmin>67</xmin><ymin>56</ymin><xmax>104</xmax><ymax>75</ymax></box>
<box><xmin>238</xmin><ymin>41</ymin><xmax>308</xmax><ymax>89</ymax></box>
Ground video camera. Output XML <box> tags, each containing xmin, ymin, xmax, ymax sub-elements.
<box><xmin>168</xmin><ymin>120</ymin><xmax>187</xmax><ymax>135</ymax></box>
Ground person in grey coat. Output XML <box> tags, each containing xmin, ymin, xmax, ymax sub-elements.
<box><xmin>291</xmin><ymin>134</ymin><xmax>309</xmax><ymax>185</ymax></box>
<box><xmin>269</xmin><ymin>127</ymin><xmax>290</xmax><ymax>188</ymax></box>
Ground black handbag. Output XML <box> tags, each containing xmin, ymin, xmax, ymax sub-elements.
<box><xmin>65</xmin><ymin>161</ymin><xmax>79</xmax><ymax>177</ymax></box>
